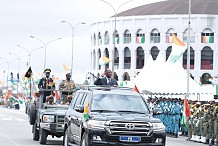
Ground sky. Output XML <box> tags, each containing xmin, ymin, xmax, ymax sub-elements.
<box><xmin>0</xmin><ymin>0</ymin><xmax>164</xmax><ymax>83</ymax></box>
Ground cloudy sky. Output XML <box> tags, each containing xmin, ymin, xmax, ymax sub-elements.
<box><xmin>0</xmin><ymin>0</ymin><xmax>164</xmax><ymax>83</ymax></box>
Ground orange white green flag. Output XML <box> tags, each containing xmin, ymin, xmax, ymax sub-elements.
<box><xmin>99</xmin><ymin>56</ymin><xmax>110</xmax><ymax>66</ymax></box>
<box><xmin>63</xmin><ymin>64</ymin><xmax>70</xmax><ymax>71</ymax></box>
<box><xmin>167</xmin><ymin>34</ymin><xmax>187</xmax><ymax>63</ymax></box>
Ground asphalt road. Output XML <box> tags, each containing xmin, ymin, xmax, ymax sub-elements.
<box><xmin>0</xmin><ymin>106</ymin><xmax>206</xmax><ymax>146</ymax></box>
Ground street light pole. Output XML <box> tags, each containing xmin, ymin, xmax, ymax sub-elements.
<box><xmin>9</xmin><ymin>53</ymin><xmax>20</xmax><ymax>74</ymax></box>
<box><xmin>61</xmin><ymin>21</ymin><xmax>85</xmax><ymax>80</ymax></box>
<box><xmin>100</xmin><ymin>0</ymin><xmax>134</xmax><ymax>79</ymax></box>
<box><xmin>0</xmin><ymin>57</ymin><xmax>9</xmax><ymax>89</ymax></box>
<box><xmin>30</xmin><ymin>36</ymin><xmax>62</xmax><ymax>70</ymax></box>
<box><xmin>17</xmin><ymin>45</ymin><xmax>43</xmax><ymax>68</ymax></box>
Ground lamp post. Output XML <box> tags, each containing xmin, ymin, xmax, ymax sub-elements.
<box><xmin>16</xmin><ymin>45</ymin><xmax>43</xmax><ymax>67</ymax></box>
<box><xmin>30</xmin><ymin>36</ymin><xmax>62</xmax><ymax>70</ymax></box>
<box><xmin>100</xmin><ymin>0</ymin><xmax>134</xmax><ymax>78</ymax></box>
<box><xmin>9</xmin><ymin>53</ymin><xmax>20</xmax><ymax>74</ymax></box>
<box><xmin>61</xmin><ymin>21</ymin><xmax>85</xmax><ymax>80</ymax></box>
<box><xmin>0</xmin><ymin>57</ymin><xmax>9</xmax><ymax>89</ymax></box>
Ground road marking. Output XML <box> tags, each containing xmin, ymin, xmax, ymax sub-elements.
<box><xmin>15</xmin><ymin>118</ymin><xmax>25</xmax><ymax>122</ymax></box>
<box><xmin>3</xmin><ymin>133</ymin><xmax>19</xmax><ymax>146</ymax></box>
<box><xmin>1</xmin><ymin>117</ymin><xmax>13</xmax><ymax>120</ymax></box>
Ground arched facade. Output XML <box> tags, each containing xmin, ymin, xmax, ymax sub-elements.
<box><xmin>91</xmin><ymin>13</ymin><xmax>218</xmax><ymax>83</ymax></box>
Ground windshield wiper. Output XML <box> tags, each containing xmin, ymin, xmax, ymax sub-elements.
<box><xmin>117</xmin><ymin>110</ymin><xmax>147</xmax><ymax>114</ymax></box>
<box><xmin>91</xmin><ymin>110</ymin><xmax>117</xmax><ymax>113</ymax></box>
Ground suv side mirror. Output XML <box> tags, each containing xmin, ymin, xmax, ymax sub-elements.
<box><xmin>153</xmin><ymin>108</ymin><xmax>163</xmax><ymax>115</ymax></box>
<box><xmin>75</xmin><ymin>105</ymin><xmax>84</xmax><ymax>113</ymax></box>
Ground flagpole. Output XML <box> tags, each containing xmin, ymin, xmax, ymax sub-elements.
<box><xmin>187</xmin><ymin>0</ymin><xmax>191</xmax><ymax>99</ymax></box>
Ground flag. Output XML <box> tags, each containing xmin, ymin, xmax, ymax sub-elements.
<box><xmin>84</xmin><ymin>102</ymin><xmax>90</xmax><ymax>120</ymax></box>
<box><xmin>181</xmin><ymin>97</ymin><xmax>191</xmax><ymax>128</ymax></box>
<box><xmin>133</xmin><ymin>85</ymin><xmax>139</xmax><ymax>93</ymax></box>
<box><xmin>63</xmin><ymin>64</ymin><xmax>70</xmax><ymax>71</ymax></box>
<box><xmin>55</xmin><ymin>91</ymin><xmax>59</xmax><ymax>100</ymax></box>
<box><xmin>99</xmin><ymin>56</ymin><xmax>110</xmax><ymax>66</ymax></box>
<box><xmin>6</xmin><ymin>90</ymin><xmax>12</xmax><ymax>100</ymax></box>
<box><xmin>167</xmin><ymin>34</ymin><xmax>186</xmax><ymax>63</ymax></box>
<box><xmin>25</xmin><ymin>67</ymin><xmax>32</xmax><ymax>78</ymax></box>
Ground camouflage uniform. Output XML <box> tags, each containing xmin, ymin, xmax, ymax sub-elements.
<box><xmin>213</xmin><ymin>104</ymin><xmax>218</xmax><ymax>146</ymax></box>
<box><xmin>209</xmin><ymin>103</ymin><xmax>215</xmax><ymax>145</ymax></box>
<box><xmin>201</xmin><ymin>104</ymin><xmax>210</xmax><ymax>143</ymax></box>
<box><xmin>59</xmin><ymin>80</ymin><xmax>76</xmax><ymax>104</ymax></box>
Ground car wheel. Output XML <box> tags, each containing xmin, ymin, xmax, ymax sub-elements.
<box><xmin>28</xmin><ymin>103</ymin><xmax>36</xmax><ymax>125</ymax></box>
<box><xmin>32</xmin><ymin>123</ymin><xmax>39</xmax><ymax>141</ymax></box>
<box><xmin>80</xmin><ymin>133</ymin><xmax>89</xmax><ymax>146</ymax></box>
<box><xmin>39</xmin><ymin>127</ymin><xmax>47</xmax><ymax>144</ymax></box>
<box><xmin>63</xmin><ymin>127</ymin><xmax>70</xmax><ymax>146</ymax></box>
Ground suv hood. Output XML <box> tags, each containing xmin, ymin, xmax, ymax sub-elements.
<box><xmin>40</xmin><ymin>109</ymin><xmax>67</xmax><ymax>115</ymax></box>
<box><xmin>90</xmin><ymin>112</ymin><xmax>161</xmax><ymax>123</ymax></box>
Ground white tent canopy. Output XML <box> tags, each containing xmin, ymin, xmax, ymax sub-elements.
<box><xmin>133</xmin><ymin>54</ymin><xmax>214</xmax><ymax>100</ymax></box>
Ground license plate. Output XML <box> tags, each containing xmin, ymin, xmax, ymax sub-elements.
<box><xmin>119</xmin><ymin>136</ymin><xmax>141</xmax><ymax>142</ymax></box>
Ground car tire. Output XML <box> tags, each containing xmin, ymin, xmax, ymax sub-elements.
<box><xmin>63</xmin><ymin>127</ymin><xmax>70</xmax><ymax>146</ymax></box>
<box><xmin>39</xmin><ymin>127</ymin><xmax>47</xmax><ymax>144</ymax></box>
<box><xmin>32</xmin><ymin>123</ymin><xmax>39</xmax><ymax>141</ymax></box>
<box><xmin>80</xmin><ymin>133</ymin><xmax>89</xmax><ymax>146</ymax></box>
<box><xmin>28</xmin><ymin>103</ymin><xmax>36</xmax><ymax>125</ymax></box>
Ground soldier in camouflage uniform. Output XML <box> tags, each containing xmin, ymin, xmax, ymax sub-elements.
<box><xmin>201</xmin><ymin>103</ymin><xmax>210</xmax><ymax>144</ymax></box>
<box><xmin>213</xmin><ymin>100</ymin><xmax>218</xmax><ymax>146</ymax></box>
<box><xmin>59</xmin><ymin>73</ymin><xmax>76</xmax><ymax>104</ymax></box>
<box><xmin>209</xmin><ymin>100</ymin><xmax>215</xmax><ymax>146</ymax></box>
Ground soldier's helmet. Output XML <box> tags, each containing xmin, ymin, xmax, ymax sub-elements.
<box><xmin>44</xmin><ymin>68</ymin><xmax>51</xmax><ymax>73</ymax></box>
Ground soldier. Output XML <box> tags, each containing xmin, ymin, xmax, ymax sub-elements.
<box><xmin>209</xmin><ymin>100</ymin><xmax>215</xmax><ymax>146</ymax></box>
<box><xmin>213</xmin><ymin>100</ymin><xmax>218</xmax><ymax>146</ymax></box>
<box><xmin>59</xmin><ymin>73</ymin><xmax>76</xmax><ymax>104</ymax></box>
<box><xmin>201</xmin><ymin>103</ymin><xmax>210</xmax><ymax>144</ymax></box>
<box><xmin>38</xmin><ymin>68</ymin><xmax>55</xmax><ymax>103</ymax></box>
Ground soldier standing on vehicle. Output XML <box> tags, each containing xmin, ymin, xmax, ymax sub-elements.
<box><xmin>38</xmin><ymin>68</ymin><xmax>55</xmax><ymax>103</ymax></box>
<box><xmin>59</xmin><ymin>73</ymin><xmax>76</xmax><ymax>104</ymax></box>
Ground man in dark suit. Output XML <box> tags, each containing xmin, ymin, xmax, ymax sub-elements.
<box><xmin>38</xmin><ymin>68</ymin><xmax>55</xmax><ymax>103</ymax></box>
<box><xmin>94</xmin><ymin>69</ymin><xmax>118</xmax><ymax>86</ymax></box>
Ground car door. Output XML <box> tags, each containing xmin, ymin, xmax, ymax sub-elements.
<box><xmin>70</xmin><ymin>92</ymin><xmax>85</xmax><ymax>143</ymax></box>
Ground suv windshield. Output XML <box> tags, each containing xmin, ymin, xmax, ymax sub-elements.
<box><xmin>90</xmin><ymin>93</ymin><xmax>149</xmax><ymax>114</ymax></box>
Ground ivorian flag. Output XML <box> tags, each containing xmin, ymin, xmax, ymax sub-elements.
<box><xmin>84</xmin><ymin>102</ymin><xmax>90</xmax><ymax>120</ymax></box>
<box><xmin>167</xmin><ymin>34</ymin><xmax>186</xmax><ymax>63</ymax></box>
<box><xmin>181</xmin><ymin>97</ymin><xmax>191</xmax><ymax>128</ymax></box>
<box><xmin>99</xmin><ymin>56</ymin><xmax>111</xmax><ymax>66</ymax></box>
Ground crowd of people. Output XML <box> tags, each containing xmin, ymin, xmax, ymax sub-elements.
<box><xmin>147</xmin><ymin>97</ymin><xmax>218</xmax><ymax>146</ymax></box>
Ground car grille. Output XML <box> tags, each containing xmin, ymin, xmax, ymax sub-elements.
<box><xmin>108</xmin><ymin>121</ymin><xmax>151</xmax><ymax>136</ymax></box>
<box><xmin>57</xmin><ymin>115</ymin><xmax>65</xmax><ymax>129</ymax></box>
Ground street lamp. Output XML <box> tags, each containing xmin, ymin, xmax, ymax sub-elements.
<box><xmin>30</xmin><ymin>36</ymin><xmax>62</xmax><ymax>70</ymax></box>
<box><xmin>61</xmin><ymin>21</ymin><xmax>85</xmax><ymax>79</ymax></box>
<box><xmin>0</xmin><ymin>57</ymin><xmax>9</xmax><ymax>89</ymax></box>
<box><xmin>16</xmin><ymin>45</ymin><xmax>43</xmax><ymax>67</ymax></box>
<box><xmin>100</xmin><ymin>0</ymin><xmax>134</xmax><ymax>78</ymax></box>
<box><xmin>9</xmin><ymin>53</ymin><xmax>20</xmax><ymax>74</ymax></box>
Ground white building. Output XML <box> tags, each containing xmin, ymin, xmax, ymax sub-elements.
<box><xmin>90</xmin><ymin>0</ymin><xmax>218</xmax><ymax>85</ymax></box>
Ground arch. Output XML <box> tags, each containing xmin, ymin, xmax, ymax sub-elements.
<box><xmin>136</xmin><ymin>29</ymin><xmax>145</xmax><ymax>43</ymax></box>
<box><xmin>98</xmin><ymin>32</ymin><xmax>102</xmax><ymax>45</ymax></box>
<box><xmin>114</xmin><ymin>48</ymin><xmax>119</xmax><ymax>69</ymax></box>
<box><xmin>183</xmin><ymin>47</ymin><xmax>195</xmax><ymax>69</ymax></box>
<box><xmin>124</xmin><ymin>47</ymin><xmax>131</xmax><ymax>69</ymax></box>
<box><xmin>104</xmin><ymin>48</ymin><xmax>109</xmax><ymax>70</ymax></box>
<box><xmin>104</xmin><ymin>31</ymin><xmax>110</xmax><ymax>45</ymax></box>
<box><xmin>201</xmin><ymin>28</ymin><xmax>214</xmax><ymax>43</ymax></box>
<box><xmin>183</xmin><ymin>28</ymin><xmax>195</xmax><ymax>43</ymax></box>
<box><xmin>113</xmin><ymin>30</ymin><xmax>119</xmax><ymax>44</ymax></box>
<box><xmin>166</xmin><ymin>46</ymin><xmax>172</xmax><ymax>61</ymax></box>
<box><xmin>98</xmin><ymin>48</ymin><xmax>101</xmax><ymax>70</ymax></box>
<box><xmin>201</xmin><ymin>46</ymin><xmax>213</xmax><ymax>70</ymax></box>
<box><xmin>93</xmin><ymin>50</ymin><xmax>96</xmax><ymax>70</ymax></box>
<box><xmin>201</xmin><ymin>73</ymin><xmax>212</xmax><ymax>84</ymax></box>
<box><xmin>93</xmin><ymin>33</ymin><xmax>96</xmax><ymax>46</ymax></box>
<box><xmin>150</xmin><ymin>28</ymin><xmax>160</xmax><ymax>43</ymax></box>
<box><xmin>150</xmin><ymin>46</ymin><xmax>160</xmax><ymax>60</ymax></box>
<box><xmin>136</xmin><ymin>47</ymin><xmax>144</xmax><ymax>69</ymax></box>
<box><xmin>166</xmin><ymin>28</ymin><xmax>177</xmax><ymax>43</ymax></box>
<box><xmin>123</xmin><ymin>29</ymin><xmax>131</xmax><ymax>44</ymax></box>
<box><xmin>123</xmin><ymin>72</ymin><xmax>130</xmax><ymax>81</ymax></box>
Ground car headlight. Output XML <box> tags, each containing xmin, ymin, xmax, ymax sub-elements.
<box><xmin>152</xmin><ymin>123</ymin><xmax>165</xmax><ymax>131</ymax></box>
<box><xmin>42</xmin><ymin>115</ymin><xmax>55</xmax><ymax>123</ymax></box>
<box><xmin>87</xmin><ymin>120</ymin><xmax>106</xmax><ymax>129</ymax></box>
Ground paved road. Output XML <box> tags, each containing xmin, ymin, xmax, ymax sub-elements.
<box><xmin>0</xmin><ymin>106</ymin><xmax>205</xmax><ymax>146</ymax></box>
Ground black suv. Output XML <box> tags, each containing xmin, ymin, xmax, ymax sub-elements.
<box><xmin>63</xmin><ymin>86</ymin><xmax>166</xmax><ymax>146</ymax></box>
